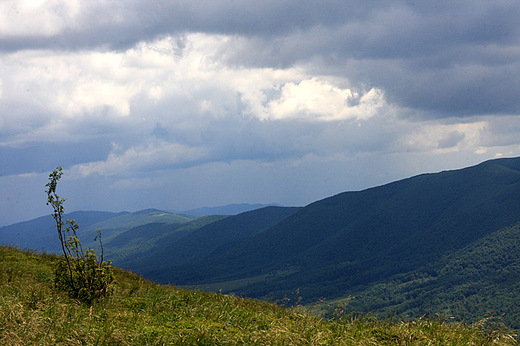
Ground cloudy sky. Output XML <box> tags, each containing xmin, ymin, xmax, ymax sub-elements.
<box><xmin>1</xmin><ymin>0</ymin><xmax>520</xmax><ymax>225</ymax></box>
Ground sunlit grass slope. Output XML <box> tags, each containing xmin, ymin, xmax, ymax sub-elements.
<box><xmin>1</xmin><ymin>246</ymin><xmax>517</xmax><ymax>345</ymax></box>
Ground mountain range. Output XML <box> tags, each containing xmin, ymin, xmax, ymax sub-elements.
<box><xmin>171</xmin><ymin>203</ymin><xmax>283</xmax><ymax>216</ymax></box>
<box><xmin>2</xmin><ymin>157</ymin><xmax>520</xmax><ymax>328</ymax></box>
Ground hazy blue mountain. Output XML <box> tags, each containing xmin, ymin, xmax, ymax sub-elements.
<box><xmin>0</xmin><ymin>210</ymin><xmax>126</xmax><ymax>253</ymax></box>
<box><xmin>175</xmin><ymin>203</ymin><xmax>284</xmax><ymax>216</ymax></box>
<box><xmin>0</xmin><ymin>209</ymin><xmax>198</xmax><ymax>254</ymax></box>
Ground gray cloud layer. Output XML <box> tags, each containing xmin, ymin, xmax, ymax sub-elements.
<box><xmin>3</xmin><ymin>1</ymin><xmax>518</xmax><ymax>116</ymax></box>
<box><xmin>1</xmin><ymin>1</ymin><xmax>520</xmax><ymax>225</ymax></box>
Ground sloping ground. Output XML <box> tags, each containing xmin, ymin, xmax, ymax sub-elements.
<box><xmin>0</xmin><ymin>246</ymin><xmax>516</xmax><ymax>345</ymax></box>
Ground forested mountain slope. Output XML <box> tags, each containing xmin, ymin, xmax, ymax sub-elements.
<box><xmin>117</xmin><ymin>206</ymin><xmax>301</xmax><ymax>273</ymax></box>
<box><xmin>144</xmin><ymin>157</ymin><xmax>520</xmax><ymax>327</ymax></box>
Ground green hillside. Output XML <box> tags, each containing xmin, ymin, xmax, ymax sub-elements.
<box><xmin>141</xmin><ymin>157</ymin><xmax>520</xmax><ymax>328</ymax></box>
<box><xmin>119</xmin><ymin>206</ymin><xmax>301</xmax><ymax>274</ymax></box>
<box><xmin>104</xmin><ymin>215</ymin><xmax>229</xmax><ymax>265</ymax></box>
<box><xmin>1</xmin><ymin>246</ymin><xmax>516</xmax><ymax>345</ymax></box>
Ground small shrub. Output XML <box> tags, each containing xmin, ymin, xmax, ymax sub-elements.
<box><xmin>46</xmin><ymin>166</ymin><xmax>114</xmax><ymax>304</ymax></box>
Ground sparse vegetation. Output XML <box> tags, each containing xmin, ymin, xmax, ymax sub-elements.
<box><xmin>46</xmin><ymin>166</ymin><xmax>114</xmax><ymax>304</ymax></box>
<box><xmin>0</xmin><ymin>246</ymin><xmax>517</xmax><ymax>345</ymax></box>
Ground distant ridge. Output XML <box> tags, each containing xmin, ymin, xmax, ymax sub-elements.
<box><xmin>174</xmin><ymin>203</ymin><xmax>284</xmax><ymax>216</ymax></box>
<box><xmin>0</xmin><ymin>209</ymin><xmax>198</xmax><ymax>253</ymax></box>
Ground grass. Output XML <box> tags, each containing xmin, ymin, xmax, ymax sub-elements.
<box><xmin>1</xmin><ymin>245</ymin><xmax>517</xmax><ymax>345</ymax></box>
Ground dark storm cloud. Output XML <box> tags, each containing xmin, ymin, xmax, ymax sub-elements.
<box><xmin>11</xmin><ymin>1</ymin><xmax>517</xmax><ymax>55</ymax></box>
<box><xmin>2</xmin><ymin>1</ymin><xmax>519</xmax><ymax>141</ymax></box>
<box><xmin>0</xmin><ymin>0</ymin><xmax>380</xmax><ymax>52</ymax></box>
<box><xmin>0</xmin><ymin>139</ymin><xmax>112</xmax><ymax>176</ymax></box>
<box><xmin>174</xmin><ymin>1</ymin><xmax>519</xmax><ymax>118</ymax></box>
<box><xmin>4</xmin><ymin>1</ymin><xmax>519</xmax><ymax>119</ymax></box>
<box><xmin>2</xmin><ymin>0</ymin><xmax>520</xmax><ymax>226</ymax></box>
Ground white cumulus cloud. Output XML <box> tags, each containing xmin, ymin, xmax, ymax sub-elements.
<box><xmin>0</xmin><ymin>0</ymin><xmax>79</xmax><ymax>37</ymax></box>
<box><xmin>261</xmin><ymin>78</ymin><xmax>386</xmax><ymax>121</ymax></box>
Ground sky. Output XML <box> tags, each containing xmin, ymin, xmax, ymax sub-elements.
<box><xmin>1</xmin><ymin>0</ymin><xmax>520</xmax><ymax>225</ymax></box>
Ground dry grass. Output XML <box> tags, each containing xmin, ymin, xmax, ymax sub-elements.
<box><xmin>1</xmin><ymin>246</ymin><xmax>517</xmax><ymax>345</ymax></box>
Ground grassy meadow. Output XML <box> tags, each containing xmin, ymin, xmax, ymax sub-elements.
<box><xmin>1</xmin><ymin>245</ymin><xmax>518</xmax><ymax>345</ymax></box>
